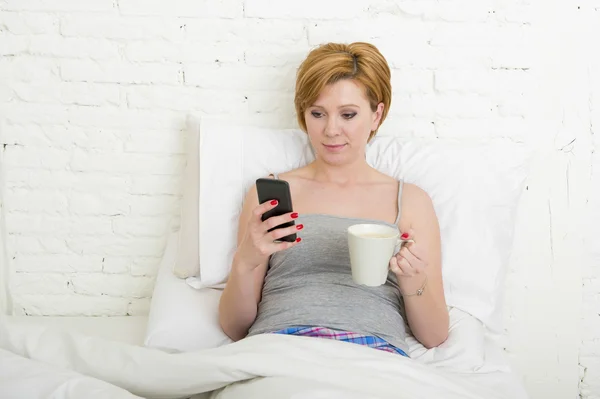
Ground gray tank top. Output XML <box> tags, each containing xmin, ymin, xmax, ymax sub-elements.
<box><xmin>247</xmin><ymin>175</ymin><xmax>409</xmax><ymax>355</ymax></box>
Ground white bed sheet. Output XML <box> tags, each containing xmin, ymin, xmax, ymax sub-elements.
<box><xmin>0</xmin><ymin>248</ymin><xmax>529</xmax><ymax>399</ymax></box>
<box><xmin>0</xmin><ymin>317</ymin><xmax>528</xmax><ymax>399</ymax></box>
<box><xmin>0</xmin><ymin>239</ymin><xmax>528</xmax><ymax>399</ymax></box>
<box><xmin>0</xmin><ymin>315</ymin><xmax>528</xmax><ymax>399</ymax></box>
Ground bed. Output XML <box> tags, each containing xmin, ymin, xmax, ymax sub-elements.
<box><xmin>0</xmin><ymin>325</ymin><xmax>530</xmax><ymax>399</ymax></box>
<box><xmin>0</xmin><ymin>118</ymin><xmax>532</xmax><ymax>398</ymax></box>
<box><xmin>0</xmin><ymin>232</ymin><xmax>529</xmax><ymax>399</ymax></box>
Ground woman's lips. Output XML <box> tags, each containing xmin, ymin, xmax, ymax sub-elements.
<box><xmin>323</xmin><ymin>144</ymin><xmax>346</xmax><ymax>152</ymax></box>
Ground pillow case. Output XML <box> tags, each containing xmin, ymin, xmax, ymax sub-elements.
<box><xmin>145</xmin><ymin>232</ymin><xmax>232</xmax><ymax>352</ymax></box>
<box><xmin>171</xmin><ymin>115</ymin><xmax>201</xmax><ymax>278</ymax></box>
<box><xmin>367</xmin><ymin>137</ymin><xmax>531</xmax><ymax>332</ymax></box>
<box><xmin>185</xmin><ymin>117</ymin><xmax>314</xmax><ymax>289</ymax></box>
<box><xmin>188</xmin><ymin>116</ymin><xmax>531</xmax><ymax>333</ymax></box>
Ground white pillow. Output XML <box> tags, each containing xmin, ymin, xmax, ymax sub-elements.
<box><xmin>367</xmin><ymin>137</ymin><xmax>531</xmax><ymax>333</ymax></box>
<box><xmin>187</xmin><ymin>117</ymin><xmax>315</xmax><ymax>287</ymax></box>
<box><xmin>188</xmin><ymin>117</ymin><xmax>531</xmax><ymax>333</ymax></box>
<box><xmin>172</xmin><ymin>116</ymin><xmax>201</xmax><ymax>278</ymax></box>
<box><xmin>145</xmin><ymin>232</ymin><xmax>232</xmax><ymax>352</ymax></box>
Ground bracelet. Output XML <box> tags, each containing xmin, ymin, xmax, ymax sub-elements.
<box><xmin>402</xmin><ymin>275</ymin><xmax>428</xmax><ymax>297</ymax></box>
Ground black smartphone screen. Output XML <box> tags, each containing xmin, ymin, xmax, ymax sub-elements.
<box><xmin>255</xmin><ymin>178</ymin><xmax>296</xmax><ymax>242</ymax></box>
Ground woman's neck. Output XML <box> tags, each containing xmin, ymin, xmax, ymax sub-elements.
<box><xmin>307</xmin><ymin>158</ymin><xmax>373</xmax><ymax>186</ymax></box>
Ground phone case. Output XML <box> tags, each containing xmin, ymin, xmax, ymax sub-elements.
<box><xmin>255</xmin><ymin>178</ymin><xmax>297</xmax><ymax>242</ymax></box>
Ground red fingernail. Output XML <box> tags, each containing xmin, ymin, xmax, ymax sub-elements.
<box><xmin>296</xmin><ymin>224</ymin><xmax>304</xmax><ymax>230</ymax></box>
<box><xmin>291</xmin><ymin>212</ymin><xmax>299</xmax><ymax>219</ymax></box>
<box><xmin>295</xmin><ymin>237</ymin><xmax>302</xmax><ymax>243</ymax></box>
<box><xmin>270</xmin><ymin>200</ymin><xmax>278</xmax><ymax>206</ymax></box>
<box><xmin>401</xmin><ymin>233</ymin><xmax>409</xmax><ymax>239</ymax></box>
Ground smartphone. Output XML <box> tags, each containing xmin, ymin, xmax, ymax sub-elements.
<box><xmin>255</xmin><ymin>178</ymin><xmax>296</xmax><ymax>242</ymax></box>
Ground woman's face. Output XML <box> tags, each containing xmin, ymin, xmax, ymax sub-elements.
<box><xmin>304</xmin><ymin>79</ymin><xmax>384</xmax><ymax>166</ymax></box>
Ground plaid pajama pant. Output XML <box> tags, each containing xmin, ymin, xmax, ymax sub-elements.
<box><xmin>272</xmin><ymin>326</ymin><xmax>409</xmax><ymax>357</ymax></box>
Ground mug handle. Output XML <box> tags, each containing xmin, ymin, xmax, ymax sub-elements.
<box><xmin>396</xmin><ymin>238</ymin><xmax>415</xmax><ymax>247</ymax></box>
<box><xmin>394</xmin><ymin>238</ymin><xmax>415</xmax><ymax>255</ymax></box>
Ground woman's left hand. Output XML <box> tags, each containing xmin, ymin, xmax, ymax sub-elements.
<box><xmin>389</xmin><ymin>229</ymin><xmax>428</xmax><ymax>293</ymax></box>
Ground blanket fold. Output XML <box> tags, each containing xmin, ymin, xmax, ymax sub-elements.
<box><xmin>0</xmin><ymin>316</ymin><xmax>521</xmax><ymax>399</ymax></box>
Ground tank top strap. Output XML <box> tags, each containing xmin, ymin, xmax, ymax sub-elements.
<box><xmin>394</xmin><ymin>180</ymin><xmax>404</xmax><ymax>225</ymax></box>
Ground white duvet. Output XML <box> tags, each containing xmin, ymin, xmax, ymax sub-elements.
<box><xmin>0</xmin><ymin>314</ymin><xmax>528</xmax><ymax>399</ymax></box>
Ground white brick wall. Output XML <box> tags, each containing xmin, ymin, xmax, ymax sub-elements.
<box><xmin>580</xmin><ymin>2</ymin><xmax>600</xmax><ymax>396</ymax></box>
<box><xmin>0</xmin><ymin>1</ymin><xmax>597</xmax><ymax>398</ymax></box>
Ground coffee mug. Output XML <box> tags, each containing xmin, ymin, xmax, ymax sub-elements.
<box><xmin>347</xmin><ymin>223</ymin><xmax>412</xmax><ymax>287</ymax></box>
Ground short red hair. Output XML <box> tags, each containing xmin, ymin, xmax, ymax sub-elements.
<box><xmin>294</xmin><ymin>42</ymin><xmax>392</xmax><ymax>140</ymax></box>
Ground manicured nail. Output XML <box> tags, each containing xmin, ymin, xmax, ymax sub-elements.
<box><xmin>401</xmin><ymin>233</ymin><xmax>409</xmax><ymax>239</ymax></box>
<box><xmin>291</xmin><ymin>212</ymin><xmax>299</xmax><ymax>219</ymax></box>
<box><xmin>270</xmin><ymin>200</ymin><xmax>278</xmax><ymax>206</ymax></box>
<box><xmin>295</xmin><ymin>237</ymin><xmax>302</xmax><ymax>243</ymax></box>
<box><xmin>296</xmin><ymin>224</ymin><xmax>304</xmax><ymax>230</ymax></box>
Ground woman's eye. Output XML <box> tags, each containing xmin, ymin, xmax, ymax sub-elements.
<box><xmin>342</xmin><ymin>112</ymin><xmax>357</xmax><ymax>119</ymax></box>
<box><xmin>311</xmin><ymin>111</ymin><xmax>323</xmax><ymax>118</ymax></box>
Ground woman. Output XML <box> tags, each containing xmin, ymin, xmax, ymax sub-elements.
<box><xmin>219</xmin><ymin>42</ymin><xmax>449</xmax><ymax>356</ymax></box>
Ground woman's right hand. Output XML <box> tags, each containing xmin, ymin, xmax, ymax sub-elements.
<box><xmin>235</xmin><ymin>199</ymin><xmax>303</xmax><ymax>271</ymax></box>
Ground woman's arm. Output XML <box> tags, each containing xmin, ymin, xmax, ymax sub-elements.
<box><xmin>218</xmin><ymin>183</ymin><xmax>302</xmax><ymax>341</ymax></box>
<box><xmin>393</xmin><ymin>184</ymin><xmax>449</xmax><ymax>349</ymax></box>
<box><xmin>218</xmin><ymin>185</ymin><xmax>269</xmax><ymax>341</ymax></box>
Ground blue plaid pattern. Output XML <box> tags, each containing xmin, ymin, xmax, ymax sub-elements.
<box><xmin>273</xmin><ymin>326</ymin><xmax>409</xmax><ymax>357</ymax></box>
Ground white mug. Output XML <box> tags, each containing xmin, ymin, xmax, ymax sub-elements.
<box><xmin>347</xmin><ymin>223</ymin><xmax>412</xmax><ymax>287</ymax></box>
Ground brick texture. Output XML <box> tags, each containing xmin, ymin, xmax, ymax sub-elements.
<box><xmin>0</xmin><ymin>1</ymin><xmax>597</xmax><ymax>398</ymax></box>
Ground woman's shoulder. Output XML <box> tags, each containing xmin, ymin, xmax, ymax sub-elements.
<box><xmin>402</xmin><ymin>182</ymin><xmax>430</xmax><ymax>199</ymax></box>
<box><xmin>273</xmin><ymin>166</ymin><xmax>311</xmax><ymax>181</ymax></box>
<box><xmin>372</xmin><ymin>169</ymin><xmax>399</xmax><ymax>185</ymax></box>
<box><xmin>400</xmin><ymin>182</ymin><xmax>436</xmax><ymax>226</ymax></box>
<box><xmin>401</xmin><ymin>182</ymin><xmax>433</xmax><ymax>209</ymax></box>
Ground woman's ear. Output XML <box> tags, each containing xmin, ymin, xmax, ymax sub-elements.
<box><xmin>371</xmin><ymin>102</ymin><xmax>385</xmax><ymax>131</ymax></box>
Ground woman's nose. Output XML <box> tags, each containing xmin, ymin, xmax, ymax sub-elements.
<box><xmin>324</xmin><ymin>118</ymin><xmax>341</xmax><ymax>137</ymax></box>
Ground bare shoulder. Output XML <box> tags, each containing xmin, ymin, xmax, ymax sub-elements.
<box><xmin>375</xmin><ymin>170</ymin><xmax>399</xmax><ymax>185</ymax></box>
<box><xmin>243</xmin><ymin>181</ymin><xmax>259</xmax><ymax>204</ymax></box>
<box><xmin>276</xmin><ymin>166</ymin><xmax>311</xmax><ymax>181</ymax></box>
<box><xmin>401</xmin><ymin>183</ymin><xmax>438</xmax><ymax>229</ymax></box>
<box><xmin>402</xmin><ymin>183</ymin><xmax>433</xmax><ymax>206</ymax></box>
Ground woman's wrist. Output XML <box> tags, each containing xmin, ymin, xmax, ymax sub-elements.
<box><xmin>232</xmin><ymin>251</ymin><xmax>262</xmax><ymax>275</ymax></box>
<box><xmin>397</xmin><ymin>273</ymin><xmax>428</xmax><ymax>297</ymax></box>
